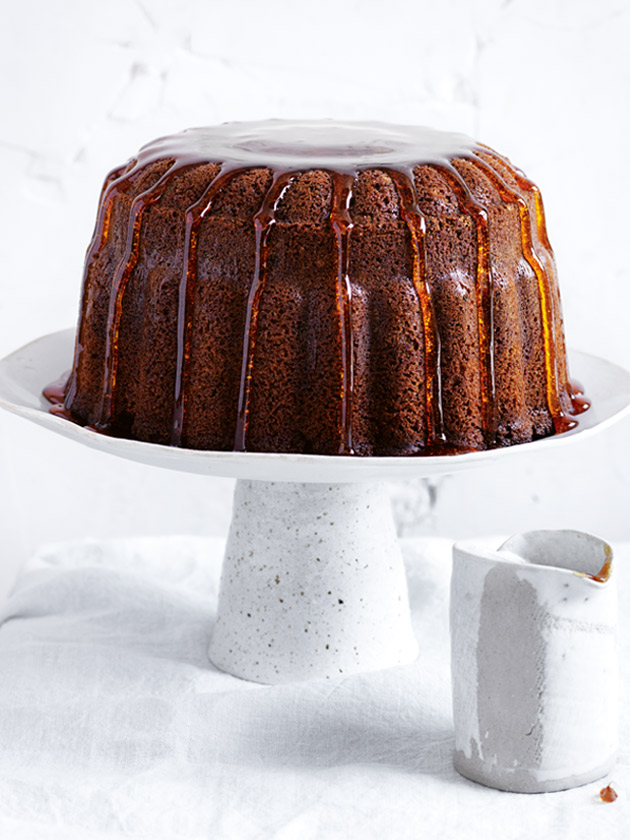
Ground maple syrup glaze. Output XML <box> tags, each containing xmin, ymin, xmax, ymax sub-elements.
<box><xmin>50</xmin><ymin>120</ymin><xmax>589</xmax><ymax>454</ymax></box>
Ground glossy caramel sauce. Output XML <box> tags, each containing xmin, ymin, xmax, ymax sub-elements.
<box><xmin>48</xmin><ymin>120</ymin><xmax>589</xmax><ymax>453</ymax></box>
<box><xmin>572</xmin><ymin>543</ymin><xmax>613</xmax><ymax>583</ymax></box>
<box><xmin>43</xmin><ymin>374</ymin><xmax>69</xmax><ymax>406</ymax></box>
<box><xmin>233</xmin><ymin>168</ymin><xmax>300</xmax><ymax>452</ymax></box>
<box><xmin>590</xmin><ymin>543</ymin><xmax>613</xmax><ymax>583</ymax></box>
<box><xmin>431</xmin><ymin>162</ymin><xmax>496</xmax><ymax>445</ymax></box>
<box><xmin>385</xmin><ymin>167</ymin><xmax>443</xmax><ymax>446</ymax></box>
<box><xmin>43</xmin><ymin>373</ymin><xmax>74</xmax><ymax>421</ymax></box>
<box><xmin>591</xmin><ymin>557</ymin><xmax>613</xmax><ymax>583</ymax></box>
<box><xmin>569</xmin><ymin>377</ymin><xmax>591</xmax><ymax>414</ymax></box>
<box><xmin>600</xmin><ymin>784</ymin><xmax>618</xmax><ymax>802</ymax></box>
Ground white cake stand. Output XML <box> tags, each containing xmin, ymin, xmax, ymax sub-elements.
<box><xmin>2</xmin><ymin>329</ymin><xmax>630</xmax><ymax>684</ymax></box>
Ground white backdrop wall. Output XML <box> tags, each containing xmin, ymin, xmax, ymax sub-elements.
<box><xmin>1</xmin><ymin>0</ymin><xmax>629</xmax><ymax>598</ymax></box>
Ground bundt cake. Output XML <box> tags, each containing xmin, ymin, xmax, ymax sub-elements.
<box><xmin>46</xmin><ymin>120</ymin><xmax>588</xmax><ymax>456</ymax></box>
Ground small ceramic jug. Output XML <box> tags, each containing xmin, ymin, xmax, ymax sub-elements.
<box><xmin>451</xmin><ymin>530</ymin><xmax>617</xmax><ymax>793</ymax></box>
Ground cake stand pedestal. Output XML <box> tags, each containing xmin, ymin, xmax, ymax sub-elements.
<box><xmin>2</xmin><ymin>329</ymin><xmax>630</xmax><ymax>683</ymax></box>
<box><xmin>209</xmin><ymin>479</ymin><xmax>417</xmax><ymax>682</ymax></box>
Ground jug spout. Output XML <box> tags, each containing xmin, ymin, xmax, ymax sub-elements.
<box><xmin>451</xmin><ymin>530</ymin><xmax>617</xmax><ymax>793</ymax></box>
<box><xmin>499</xmin><ymin>529</ymin><xmax>613</xmax><ymax>584</ymax></box>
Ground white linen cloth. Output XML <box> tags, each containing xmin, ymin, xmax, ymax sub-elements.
<box><xmin>0</xmin><ymin>536</ymin><xmax>627</xmax><ymax>839</ymax></box>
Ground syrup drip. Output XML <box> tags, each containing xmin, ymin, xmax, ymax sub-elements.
<box><xmin>590</xmin><ymin>557</ymin><xmax>613</xmax><ymax>583</ymax></box>
<box><xmin>526</xmin><ymin>181</ymin><xmax>553</xmax><ymax>254</ymax></box>
<box><xmin>476</xmin><ymin>148</ymin><xmax>589</xmax><ymax>419</ymax></box>
<box><xmin>43</xmin><ymin>378</ymin><xmax>109</xmax><ymax>433</ymax></box>
<box><xmin>479</xmin><ymin>144</ymin><xmax>554</xmax><ymax>254</ymax></box>
<box><xmin>99</xmin><ymin>160</ymin><xmax>187</xmax><ymax>427</ymax></box>
<box><xmin>432</xmin><ymin>162</ymin><xmax>496</xmax><ymax>445</ymax></box>
<box><xmin>43</xmin><ymin>373</ymin><xmax>69</xmax><ymax>406</ymax></box>
<box><xmin>589</xmin><ymin>544</ymin><xmax>613</xmax><ymax>583</ymax></box>
<box><xmin>569</xmin><ymin>377</ymin><xmax>591</xmax><ymax>414</ymax></box>
<box><xmin>385</xmin><ymin>167</ymin><xmax>444</xmax><ymax>445</ymax></box>
<box><xmin>89</xmin><ymin>160</ymin><xmax>139</xmax><ymax>256</ymax></box>
<box><xmin>600</xmin><ymin>785</ymin><xmax>618</xmax><ymax>802</ymax></box>
<box><xmin>234</xmin><ymin>169</ymin><xmax>300</xmax><ymax>451</ymax></box>
<box><xmin>50</xmin><ymin>122</ymin><xmax>590</xmax><ymax>454</ymax></box>
<box><xmin>172</xmin><ymin>164</ymin><xmax>242</xmax><ymax>446</ymax></box>
<box><xmin>64</xmin><ymin>160</ymin><xmax>137</xmax><ymax>408</ymax></box>
<box><xmin>330</xmin><ymin>172</ymin><xmax>356</xmax><ymax>455</ymax></box>
<box><xmin>43</xmin><ymin>373</ymin><xmax>77</xmax><ymax>423</ymax></box>
<box><xmin>469</xmin><ymin>152</ymin><xmax>574</xmax><ymax>435</ymax></box>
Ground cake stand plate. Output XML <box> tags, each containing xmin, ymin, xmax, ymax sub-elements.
<box><xmin>1</xmin><ymin>329</ymin><xmax>629</xmax><ymax>483</ymax></box>
<box><xmin>2</xmin><ymin>330</ymin><xmax>630</xmax><ymax>684</ymax></box>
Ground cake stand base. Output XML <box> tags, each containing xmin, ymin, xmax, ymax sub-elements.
<box><xmin>208</xmin><ymin>479</ymin><xmax>419</xmax><ymax>683</ymax></box>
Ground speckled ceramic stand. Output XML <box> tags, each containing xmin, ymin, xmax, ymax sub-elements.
<box><xmin>450</xmin><ymin>530</ymin><xmax>618</xmax><ymax>793</ymax></box>
<box><xmin>208</xmin><ymin>480</ymin><xmax>419</xmax><ymax>683</ymax></box>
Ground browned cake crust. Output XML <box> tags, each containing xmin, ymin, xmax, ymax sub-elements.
<box><xmin>58</xmin><ymin>121</ymin><xmax>586</xmax><ymax>456</ymax></box>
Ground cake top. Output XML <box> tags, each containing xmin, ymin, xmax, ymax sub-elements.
<box><xmin>138</xmin><ymin>119</ymin><xmax>476</xmax><ymax>170</ymax></box>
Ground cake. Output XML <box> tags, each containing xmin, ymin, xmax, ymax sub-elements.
<box><xmin>47</xmin><ymin>120</ymin><xmax>588</xmax><ymax>456</ymax></box>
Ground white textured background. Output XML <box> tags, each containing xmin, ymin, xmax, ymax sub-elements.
<box><xmin>1</xmin><ymin>0</ymin><xmax>629</xmax><ymax>598</ymax></box>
